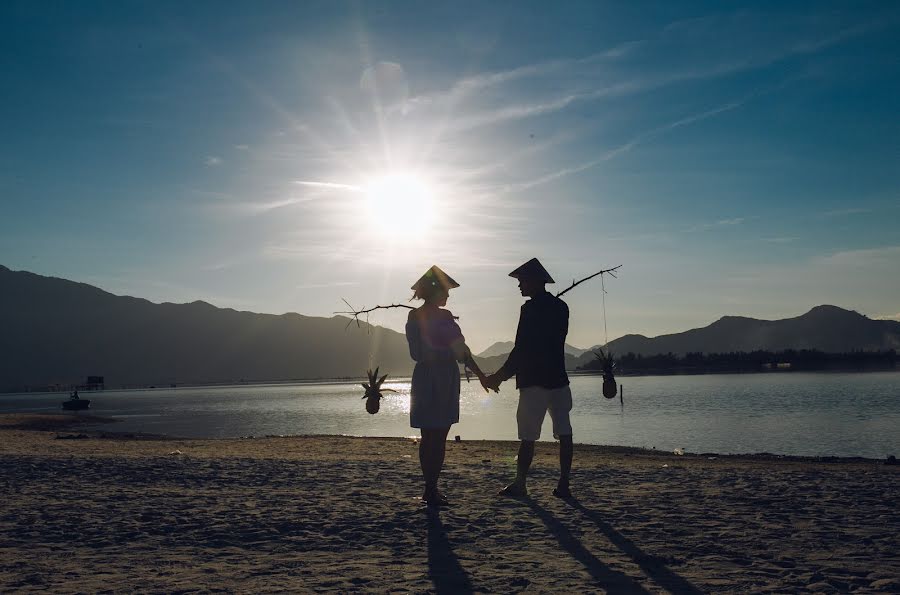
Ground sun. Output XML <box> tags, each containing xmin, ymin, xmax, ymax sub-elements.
<box><xmin>364</xmin><ymin>172</ymin><xmax>436</xmax><ymax>233</ymax></box>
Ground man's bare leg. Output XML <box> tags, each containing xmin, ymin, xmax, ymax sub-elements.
<box><xmin>554</xmin><ymin>435</ymin><xmax>573</xmax><ymax>498</ymax></box>
<box><xmin>500</xmin><ymin>440</ymin><xmax>534</xmax><ymax>496</ymax></box>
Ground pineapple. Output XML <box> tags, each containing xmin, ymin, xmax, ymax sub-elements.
<box><xmin>361</xmin><ymin>367</ymin><xmax>396</xmax><ymax>414</ymax></box>
<box><xmin>593</xmin><ymin>348</ymin><xmax>618</xmax><ymax>399</ymax></box>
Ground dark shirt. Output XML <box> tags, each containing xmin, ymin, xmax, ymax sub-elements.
<box><xmin>497</xmin><ymin>291</ymin><xmax>569</xmax><ymax>389</ymax></box>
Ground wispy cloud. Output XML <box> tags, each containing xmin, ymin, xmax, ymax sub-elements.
<box><xmin>204</xmin><ymin>155</ymin><xmax>223</xmax><ymax>166</ymax></box>
<box><xmin>415</xmin><ymin>16</ymin><xmax>878</xmax><ymax>135</ymax></box>
<box><xmin>406</xmin><ymin>40</ymin><xmax>642</xmax><ymax>112</ymax></box>
<box><xmin>294</xmin><ymin>180</ymin><xmax>362</xmax><ymax>192</ymax></box>
<box><xmin>820</xmin><ymin>245</ymin><xmax>900</xmax><ymax>267</ymax></box>
<box><xmin>685</xmin><ymin>218</ymin><xmax>746</xmax><ymax>233</ymax></box>
<box><xmin>238</xmin><ymin>196</ymin><xmax>321</xmax><ymax>213</ymax></box>
<box><xmin>876</xmin><ymin>313</ymin><xmax>900</xmax><ymax>321</ymax></box>
<box><xmin>295</xmin><ymin>281</ymin><xmax>359</xmax><ymax>290</ymax></box>
<box><xmin>821</xmin><ymin>207</ymin><xmax>872</xmax><ymax>218</ymax></box>
<box><xmin>500</xmin><ymin>97</ymin><xmax>752</xmax><ymax>192</ymax></box>
<box><xmin>761</xmin><ymin>236</ymin><xmax>799</xmax><ymax>243</ymax></box>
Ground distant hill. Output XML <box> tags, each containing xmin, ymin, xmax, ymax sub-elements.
<box><xmin>477</xmin><ymin>341</ymin><xmax>587</xmax><ymax>358</ymax></box>
<box><xmin>570</xmin><ymin>305</ymin><xmax>900</xmax><ymax>368</ymax></box>
<box><xmin>0</xmin><ymin>265</ymin><xmax>415</xmax><ymax>392</ymax></box>
<box><xmin>476</xmin><ymin>341</ymin><xmax>515</xmax><ymax>358</ymax></box>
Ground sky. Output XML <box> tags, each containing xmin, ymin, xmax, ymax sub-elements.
<box><xmin>2</xmin><ymin>1</ymin><xmax>899</xmax><ymax>353</ymax></box>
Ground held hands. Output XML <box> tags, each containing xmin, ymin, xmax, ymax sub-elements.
<box><xmin>480</xmin><ymin>372</ymin><xmax>502</xmax><ymax>394</ymax></box>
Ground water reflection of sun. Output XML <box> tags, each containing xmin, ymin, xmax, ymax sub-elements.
<box><xmin>381</xmin><ymin>381</ymin><xmax>411</xmax><ymax>414</ymax></box>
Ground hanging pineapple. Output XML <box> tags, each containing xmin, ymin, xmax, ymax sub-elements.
<box><xmin>361</xmin><ymin>367</ymin><xmax>396</xmax><ymax>414</ymax></box>
<box><xmin>593</xmin><ymin>348</ymin><xmax>618</xmax><ymax>399</ymax></box>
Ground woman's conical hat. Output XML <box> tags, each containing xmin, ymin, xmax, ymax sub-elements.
<box><xmin>508</xmin><ymin>258</ymin><xmax>555</xmax><ymax>283</ymax></box>
<box><xmin>411</xmin><ymin>265</ymin><xmax>460</xmax><ymax>291</ymax></box>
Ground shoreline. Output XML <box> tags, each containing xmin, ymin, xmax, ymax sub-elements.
<box><xmin>4</xmin><ymin>366</ymin><xmax>898</xmax><ymax>396</ymax></box>
<box><xmin>0</xmin><ymin>413</ymin><xmax>894</xmax><ymax>466</ymax></box>
<box><xmin>2</xmin><ymin>413</ymin><xmax>899</xmax><ymax>592</ymax></box>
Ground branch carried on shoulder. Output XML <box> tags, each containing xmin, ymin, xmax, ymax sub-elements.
<box><xmin>335</xmin><ymin>299</ymin><xmax>414</xmax><ymax>330</ymax></box>
<box><xmin>337</xmin><ymin>264</ymin><xmax>621</xmax><ymax>329</ymax></box>
<box><xmin>555</xmin><ymin>265</ymin><xmax>622</xmax><ymax>298</ymax></box>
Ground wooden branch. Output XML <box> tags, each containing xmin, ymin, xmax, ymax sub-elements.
<box><xmin>337</xmin><ymin>263</ymin><xmax>620</xmax><ymax>331</ymax></box>
<box><xmin>555</xmin><ymin>265</ymin><xmax>622</xmax><ymax>298</ymax></box>
<box><xmin>335</xmin><ymin>299</ymin><xmax>414</xmax><ymax>330</ymax></box>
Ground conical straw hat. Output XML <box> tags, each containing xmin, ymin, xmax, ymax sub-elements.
<box><xmin>411</xmin><ymin>265</ymin><xmax>460</xmax><ymax>292</ymax></box>
<box><xmin>508</xmin><ymin>258</ymin><xmax>555</xmax><ymax>283</ymax></box>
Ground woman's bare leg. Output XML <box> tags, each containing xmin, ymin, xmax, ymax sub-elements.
<box><xmin>420</xmin><ymin>427</ymin><xmax>450</xmax><ymax>502</ymax></box>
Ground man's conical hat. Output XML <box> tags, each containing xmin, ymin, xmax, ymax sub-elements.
<box><xmin>508</xmin><ymin>258</ymin><xmax>555</xmax><ymax>283</ymax></box>
<box><xmin>411</xmin><ymin>265</ymin><xmax>460</xmax><ymax>292</ymax></box>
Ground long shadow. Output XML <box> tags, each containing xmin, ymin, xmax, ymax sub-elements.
<box><xmin>564</xmin><ymin>498</ymin><xmax>703</xmax><ymax>595</ymax></box>
<box><xmin>524</xmin><ymin>498</ymin><xmax>651</xmax><ymax>594</ymax></box>
<box><xmin>426</xmin><ymin>507</ymin><xmax>474</xmax><ymax>595</ymax></box>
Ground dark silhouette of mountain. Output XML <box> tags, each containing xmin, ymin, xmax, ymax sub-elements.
<box><xmin>473</xmin><ymin>304</ymin><xmax>900</xmax><ymax>371</ymax></box>
<box><xmin>476</xmin><ymin>341</ymin><xmax>515</xmax><ymax>358</ymax></box>
<box><xmin>471</xmin><ymin>352</ymin><xmax>582</xmax><ymax>376</ymax></box>
<box><xmin>477</xmin><ymin>340</ymin><xmax>586</xmax><ymax>358</ymax></box>
<box><xmin>5</xmin><ymin>264</ymin><xmax>897</xmax><ymax>391</ymax></box>
<box><xmin>0</xmin><ymin>265</ymin><xmax>415</xmax><ymax>392</ymax></box>
<box><xmin>570</xmin><ymin>305</ymin><xmax>900</xmax><ymax>368</ymax></box>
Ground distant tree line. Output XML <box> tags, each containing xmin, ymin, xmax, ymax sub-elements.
<box><xmin>578</xmin><ymin>349</ymin><xmax>898</xmax><ymax>375</ymax></box>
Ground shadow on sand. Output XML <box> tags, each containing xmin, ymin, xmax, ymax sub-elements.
<box><xmin>560</xmin><ymin>498</ymin><xmax>703</xmax><ymax>595</ymax></box>
<box><xmin>426</xmin><ymin>507</ymin><xmax>474</xmax><ymax>594</ymax></box>
<box><xmin>524</xmin><ymin>497</ymin><xmax>651</xmax><ymax>594</ymax></box>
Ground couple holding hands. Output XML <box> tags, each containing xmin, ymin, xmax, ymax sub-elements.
<box><xmin>405</xmin><ymin>258</ymin><xmax>573</xmax><ymax>506</ymax></box>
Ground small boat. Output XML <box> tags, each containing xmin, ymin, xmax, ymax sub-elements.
<box><xmin>62</xmin><ymin>391</ymin><xmax>91</xmax><ymax>410</ymax></box>
<box><xmin>62</xmin><ymin>399</ymin><xmax>91</xmax><ymax>410</ymax></box>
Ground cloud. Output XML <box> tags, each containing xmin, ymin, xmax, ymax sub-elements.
<box><xmin>820</xmin><ymin>207</ymin><xmax>872</xmax><ymax>218</ymax></box>
<box><xmin>685</xmin><ymin>218</ymin><xmax>746</xmax><ymax>233</ymax></box>
<box><xmin>204</xmin><ymin>156</ymin><xmax>223</xmax><ymax>166</ymax></box>
<box><xmin>295</xmin><ymin>281</ymin><xmax>359</xmax><ymax>290</ymax></box>
<box><xmin>761</xmin><ymin>236</ymin><xmax>799</xmax><ymax>243</ymax></box>
<box><xmin>405</xmin><ymin>40</ymin><xmax>642</xmax><ymax>112</ymax></box>
<box><xmin>877</xmin><ymin>313</ymin><xmax>900</xmax><ymax>321</ymax></box>
<box><xmin>237</xmin><ymin>196</ymin><xmax>320</xmax><ymax>214</ymax></box>
<box><xmin>819</xmin><ymin>245</ymin><xmax>900</xmax><ymax>267</ymax></box>
<box><xmin>499</xmin><ymin>97</ymin><xmax>752</xmax><ymax>192</ymax></box>
<box><xmin>293</xmin><ymin>180</ymin><xmax>362</xmax><ymax>192</ymax></box>
<box><xmin>408</xmin><ymin>16</ymin><xmax>878</xmax><ymax>135</ymax></box>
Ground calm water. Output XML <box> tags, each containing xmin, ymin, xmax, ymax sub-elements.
<box><xmin>2</xmin><ymin>372</ymin><xmax>898</xmax><ymax>458</ymax></box>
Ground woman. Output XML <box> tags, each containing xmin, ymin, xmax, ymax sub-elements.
<box><xmin>406</xmin><ymin>265</ymin><xmax>488</xmax><ymax>506</ymax></box>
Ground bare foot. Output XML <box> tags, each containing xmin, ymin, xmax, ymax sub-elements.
<box><xmin>498</xmin><ymin>483</ymin><xmax>528</xmax><ymax>498</ymax></box>
<box><xmin>422</xmin><ymin>489</ymin><xmax>450</xmax><ymax>506</ymax></box>
<box><xmin>552</xmin><ymin>485</ymin><xmax>572</xmax><ymax>499</ymax></box>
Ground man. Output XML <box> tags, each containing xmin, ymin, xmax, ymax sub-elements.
<box><xmin>484</xmin><ymin>258</ymin><xmax>573</xmax><ymax>498</ymax></box>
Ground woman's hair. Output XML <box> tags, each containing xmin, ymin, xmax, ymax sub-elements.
<box><xmin>411</xmin><ymin>284</ymin><xmax>447</xmax><ymax>302</ymax></box>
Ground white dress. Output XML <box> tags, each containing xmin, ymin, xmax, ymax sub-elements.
<box><xmin>405</xmin><ymin>307</ymin><xmax>470</xmax><ymax>429</ymax></box>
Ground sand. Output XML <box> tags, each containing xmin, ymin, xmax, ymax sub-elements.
<box><xmin>1</xmin><ymin>414</ymin><xmax>898</xmax><ymax>594</ymax></box>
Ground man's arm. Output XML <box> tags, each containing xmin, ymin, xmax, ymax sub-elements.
<box><xmin>491</xmin><ymin>304</ymin><xmax>527</xmax><ymax>385</ymax></box>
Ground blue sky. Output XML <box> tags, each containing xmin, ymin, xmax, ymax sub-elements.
<box><xmin>2</xmin><ymin>1</ymin><xmax>899</xmax><ymax>352</ymax></box>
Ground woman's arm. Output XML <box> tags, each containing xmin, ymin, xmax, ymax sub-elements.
<box><xmin>405</xmin><ymin>309</ymin><xmax>422</xmax><ymax>362</ymax></box>
<box><xmin>463</xmin><ymin>353</ymin><xmax>494</xmax><ymax>393</ymax></box>
<box><xmin>444</xmin><ymin>311</ymin><xmax>492</xmax><ymax>393</ymax></box>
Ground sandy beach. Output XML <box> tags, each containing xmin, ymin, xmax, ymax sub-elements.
<box><xmin>1</xmin><ymin>414</ymin><xmax>898</xmax><ymax>593</ymax></box>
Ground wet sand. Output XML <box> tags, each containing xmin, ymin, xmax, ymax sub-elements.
<box><xmin>1</xmin><ymin>413</ymin><xmax>898</xmax><ymax>593</ymax></box>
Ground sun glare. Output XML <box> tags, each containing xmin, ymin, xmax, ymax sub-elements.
<box><xmin>365</xmin><ymin>172</ymin><xmax>436</xmax><ymax>233</ymax></box>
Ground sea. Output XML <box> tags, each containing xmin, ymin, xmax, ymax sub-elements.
<box><xmin>2</xmin><ymin>371</ymin><xmax>898</xmax><ymax>459</ymax></box>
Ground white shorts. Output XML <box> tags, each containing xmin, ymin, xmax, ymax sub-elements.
<box><xmin>517</xmin><ymin>385</ymin><xmax>573</xmax><ymax>441</ymax></box>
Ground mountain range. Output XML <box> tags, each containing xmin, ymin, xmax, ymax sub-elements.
<box><xmin>0</xmin><ymin>265</ymin><xmax>414</xmax><ymax>392</ymax></box>
<box><xmin>2</xmin><ymin>264</ymin><xmax>897</xmax><ymax>392</ymax></box>
<box><xmin>477</xmin><ymin>341</ymin><xmax>588</xmax><ymax>358</ymax></box>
